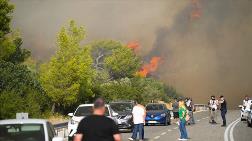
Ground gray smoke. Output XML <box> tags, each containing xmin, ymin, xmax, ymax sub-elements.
<box><xmin>10</xmin><ymin>0</ymin><xmax>252</xmax><ymax>107</ymax></box>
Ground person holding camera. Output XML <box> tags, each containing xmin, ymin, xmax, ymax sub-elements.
<box><xmin>209</xmin><ymin>96</ymin><xmax>218</xmax><ymax>124</ymax></box>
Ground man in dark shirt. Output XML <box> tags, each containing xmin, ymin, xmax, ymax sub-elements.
<box><xmin>219</xmin><ymin>95</ymin><xmax>227</xmax><ymax>127</ymax></box>
<box><xmin>74</xmin><ymin>98</ymin><xmax>121</xmax><ymax>141</ymax></box>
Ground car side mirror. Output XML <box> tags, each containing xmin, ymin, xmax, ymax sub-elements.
<box><xmin>52</xmin><ymin>137</ymin><xmax>64</xmax><ymax>141</ymax></box>
<box><xmin>112</xmin><ymin>112</ymin><xmax>118</xmax><ymax>117</ymax></box>
<box><xmin>68</xmin><ymin>113</ymin><xmax>74</xmax><ymax>117</ymax></box>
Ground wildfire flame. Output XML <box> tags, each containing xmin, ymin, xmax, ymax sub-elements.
<box><xmin>136</xmin><ymin>57</ymin><xmax>161</xmax><ymax>77</ymax></box>
<box><xmin>127</xmin><ymin>41</ymin><xmax>140</xmax><ymax>52</ymax></box>
<box><xmin>190</xmin><ymin>0</ymin><xmax>202</xmax><ymax>20</ymax></box>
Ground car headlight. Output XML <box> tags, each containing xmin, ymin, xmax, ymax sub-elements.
<box><xmin>70</xmin><ymin>119</ymin><xmax>78</xmax><ymax>125</ymax></box>
<box><xmin>125</xmin><ymin>115</ymin><xmax>132</xmax><ymax>119</ymax></box>
<box><xmin>160</xmin><ymin>113</ymin><xmax>166</xmax><ymax>117</ymax></box>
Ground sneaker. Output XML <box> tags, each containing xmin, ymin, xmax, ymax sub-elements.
<box><xmin>128</xmin><ymin>137</ymin><xmax>134</xmax><ymax>141</ymax></box>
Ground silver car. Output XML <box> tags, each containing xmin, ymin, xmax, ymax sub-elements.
<box><xmin>0</xmin><ymin>119</ymin><xmax>63</xmax><ymax>141</ymax></box>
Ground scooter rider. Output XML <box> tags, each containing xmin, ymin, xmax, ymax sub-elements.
<box><xmin>209</xmin><ymin>95</ymin><xmax>218</xmax><ymax>124</ymax></box>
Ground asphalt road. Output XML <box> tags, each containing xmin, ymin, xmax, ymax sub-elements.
<box><xmin>121</xmin><ymin>110</ymin><xmax>252</xmax><ymax>141</ymax></box>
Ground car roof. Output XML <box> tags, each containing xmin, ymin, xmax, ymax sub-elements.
<box><xmin>0</xmin><ymin>119</ymin><xmax>48</xmax><ymax>125</ymax></box>
<box><xmin>78</xmin><ymin>104</ymin><xmax>109</xmax><ymax>107</ymax></box>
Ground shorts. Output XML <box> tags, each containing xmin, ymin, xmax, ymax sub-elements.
<box><xmin>173</xmin><ymin>112</ymin><xmax>179</xmax><ymax>118</ymax></box>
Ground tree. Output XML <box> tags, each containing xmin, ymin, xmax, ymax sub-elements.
<box><xmin>99</xmin><ymin>77</ymin><xmax>171</xmax><ymax>104</ymax></box>
<box><xmin>40</xmin><ymin>20</ymin><xmax>95</xmax><ymax>113</ymax></box>
<box><xmin>0</xmin><ymin>0</ymin><xmax>14</xmax><ymax>38</ymax></box>
<box><xmin>100</xmin><ymin>78</ymin><xmax>141</xmax><ymax>102</ymax></box>
<box><xmin>0</xmin><ymin>61</ymin><xmax>46</xmax><ymax>119</ymax></box>
<box><xmin>89</xmin><ymin>40</ymin><xmax>122</xmax><ymax>83</ymax></box>
<box><xmin>105</xmin><ymin>47</ymin><xmax>141</xmax><ymax>79</ymax></box>
<box><xmin>0</xmin><ymin>0</ymin><xmax>45</xmax><ymax>119</ymax></box>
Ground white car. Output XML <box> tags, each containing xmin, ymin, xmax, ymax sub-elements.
<box><xmin>0</xmin><ymin>119</ymin><xmax>63</xmax><ymax>141</ymax></box>
<box><xmin>67</xmin><ymin>104</ymin><xmax>118</xmax><ymax>140</ymax></box>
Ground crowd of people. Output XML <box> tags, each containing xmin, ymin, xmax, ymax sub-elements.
<box><xmin>73</xmin><ymin>95</ymin><xmax>250</xmax><ymax>141</ymax></box>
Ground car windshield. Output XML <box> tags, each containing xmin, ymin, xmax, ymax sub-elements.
<box><xmin>0</xmin><ymin>124</ymin><xmax>45</xmax><ymax>141</ymax></box>
<box><xmin>74</xmin><ymin>106</ymin><xmax>110</xmax><ymax>116</ymax></box>
<box><xmin>110</xmin><ymin>103</ymin><xmax>133</xmax><ymax>112</ymax></box>
<box><xmin>146</xmin><ymin>104</ymin><xmax>165</xmax><ymax>111</ymax></box>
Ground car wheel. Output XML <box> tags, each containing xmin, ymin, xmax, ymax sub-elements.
<box><xmin>247</xmin><ymin>120</ymin><xmax>250</xmax><ymax>127</ymax></box>
<box><xmin>164</xmin><ymin>117</ymin><xmax>168</xmax><ymax>126</ymax></box>
<box><xmin>248</xmin><ymin>120</ymin><xmax>252</xmax><ymax>127</ymax></box>
<box><xmin>168</xmin><ymin>119</ymin><xmax>171</xmax><ymax>125</ymax></box>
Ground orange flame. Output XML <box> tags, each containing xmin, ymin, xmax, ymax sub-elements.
<box><xmin>136</xmin><ymin>57</ymin><xmax>161</xmax><ymax>77</ymax></box>
<box><xmin>127</xmin><ymin>41</ymin><xmax>140</xmax><ymax>52</ymax></box>
<box><xmin>190</xmin><ymin>0</ymin><xmax>202</xmax><ymax>20</ymax></box>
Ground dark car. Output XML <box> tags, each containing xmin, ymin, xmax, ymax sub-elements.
<box><xmin>145</xmin><ymin>103</ymin><xmax>171</xmax><ymax>126</ymax></box>
<box><xmin>109</xmin><ymin>101</ymin><xmax>135</xmax><ymax>132</ymax></box>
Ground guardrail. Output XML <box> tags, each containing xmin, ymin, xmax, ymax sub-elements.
<box><xmin>194</xmin><ymin>104</ymin><xmax>209</xmax><ymax>111</ymax></box>
<box><xmin>54</xmin><ymin>122</ymin><xmax>68</xmax><ymax>138</ymax></box>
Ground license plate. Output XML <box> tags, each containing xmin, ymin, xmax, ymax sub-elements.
<box><xmin>148</xmin><ymin>121</ymin><xmax>157</xmax><ymax>123</ymax></box>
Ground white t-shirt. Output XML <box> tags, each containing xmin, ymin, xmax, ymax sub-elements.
<box><xmin>132</xmin><ymin>105</ymin><xmax>145</xmax><ymax>124</ymax></box>
<box><xmin>209</xmin><ymin>99</ymin><xmax>218</xmax><ymax>110</ymax></box>
<box><xmin>243</xmin><ymin>99</ymin><xmax>252</xmax><ymax>110</ymax></box>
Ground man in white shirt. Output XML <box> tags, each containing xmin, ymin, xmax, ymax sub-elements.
<box><xmin>128</xmin><ymin>102</ymin><xmax>146</xmax><ymax>141</ymax></box>
<box><xmin>243</xmin><ymin>96</ymin><xmax>251</xmax><ymax>111</ymax></box>
<box><xmin>209</xmin><ymin>95</ymin><xmax>218</xmax><ymax>124</ymax></box>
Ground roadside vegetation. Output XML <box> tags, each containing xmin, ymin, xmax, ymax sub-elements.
<box><xmin>0</xmin><ymin>0</ymin><xmax>180</xmax><ymax>119</ymax></box>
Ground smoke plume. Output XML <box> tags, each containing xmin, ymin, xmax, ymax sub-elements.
<box><xmin>10</xmin><ymin>0</ymin><xmax>252</xmax><ymax>107</ymax></box>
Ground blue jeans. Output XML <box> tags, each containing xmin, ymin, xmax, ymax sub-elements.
<box><xmin>179</xmin><ymin>120</ymin><xmax>188</xmax><ymax>139</ymax></box>
<box><xmin>131</xmin><ymin>123</ymin><xmax>144</xmax><ymax>140</ymax></box>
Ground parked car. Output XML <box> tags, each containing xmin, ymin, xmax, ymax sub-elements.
<box><xmin>67</xmin><ymin>104</ymin><xmax>117</xmax><ymax>141</ymax></box>
<box><xmin>247</xmin><ymin>105</ymin><xmax>252</xmax><ymax>127</ymax></box>
<box><xmin>145</xmin><ymin>103</ymin><xmax>171</xmax><ymax>126</ymax></box>
<box><xmin>109</xmin><ymin>101</ymin><xmax>135</xmax><ymax>132</ymax></box>
<box><xmin>0</xmin><ymin>119</ymin><xmax>63</xmax><ymax>141</ymax></box>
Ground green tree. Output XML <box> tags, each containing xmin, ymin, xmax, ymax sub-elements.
<box><xmin>105</xmin><ymin>47</ymin><xmax>141</xmax><ymax>79</ymax></box>
<box><xmin>0</xmin><ymin>0</ymin><xmax>45</xmax><ymax>119</ymax></box>
<box><xmin>0</xmin><ymin>0</ymin><xmax>14</xmax><ymax>38</ymax></box>
<box><xmin>40</xmin><ymin>21</ymin><xmax>95</xmax><ymax>113</ymax></box>
<box><xmin>89</xmin><ymin>40</ymin><xmax>122</xmax><ymax>83</ymax></box>
<box><xmin>0</xmin><ymin>61</ymin><xmax>46</xmax><ymax>119</ymax></box>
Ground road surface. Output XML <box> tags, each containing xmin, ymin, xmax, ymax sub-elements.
<box><xmin>121</xmin><ymin>110</ymin><xmax>252</xmax><ymax>141</ymax></box>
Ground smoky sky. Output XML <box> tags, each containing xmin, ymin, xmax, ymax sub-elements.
<box><xmin>10</xmin><ymin>0</ymin><xmax>252</xmax><ymax>107</ymax></box>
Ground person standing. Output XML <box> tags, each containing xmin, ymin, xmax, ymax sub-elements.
<box><xmin>172</xmin><ymin>98</ymin><xmax>179</xmax><ymax>122</ymax></box>
<box><xmin>219</xmin><ymin>95</ymin><xmax>227</xmax><ymax>127</ymax></box>
<box><xmin>209</xmin><ymin>96</ymin><xmax>218</xmax><ymax>124</ymax></box>
<box><xmin>128</xmin><ymin>102</ymin><xmax>146</xmax><ymax>141</ymax></box>
<box><xmin>186</xmin><ymin>98</ymin><xmax>195</xmax><ymax>125</ymax></box>
<box><xmin>74</xmin><ymin>98</ymin><xmax>121</xmax><ymax>141</ymax></box>
<box><xmin>178</xmin><ymin>99</ymin><xmax>189</xmax><ymax>140</ymax></box>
